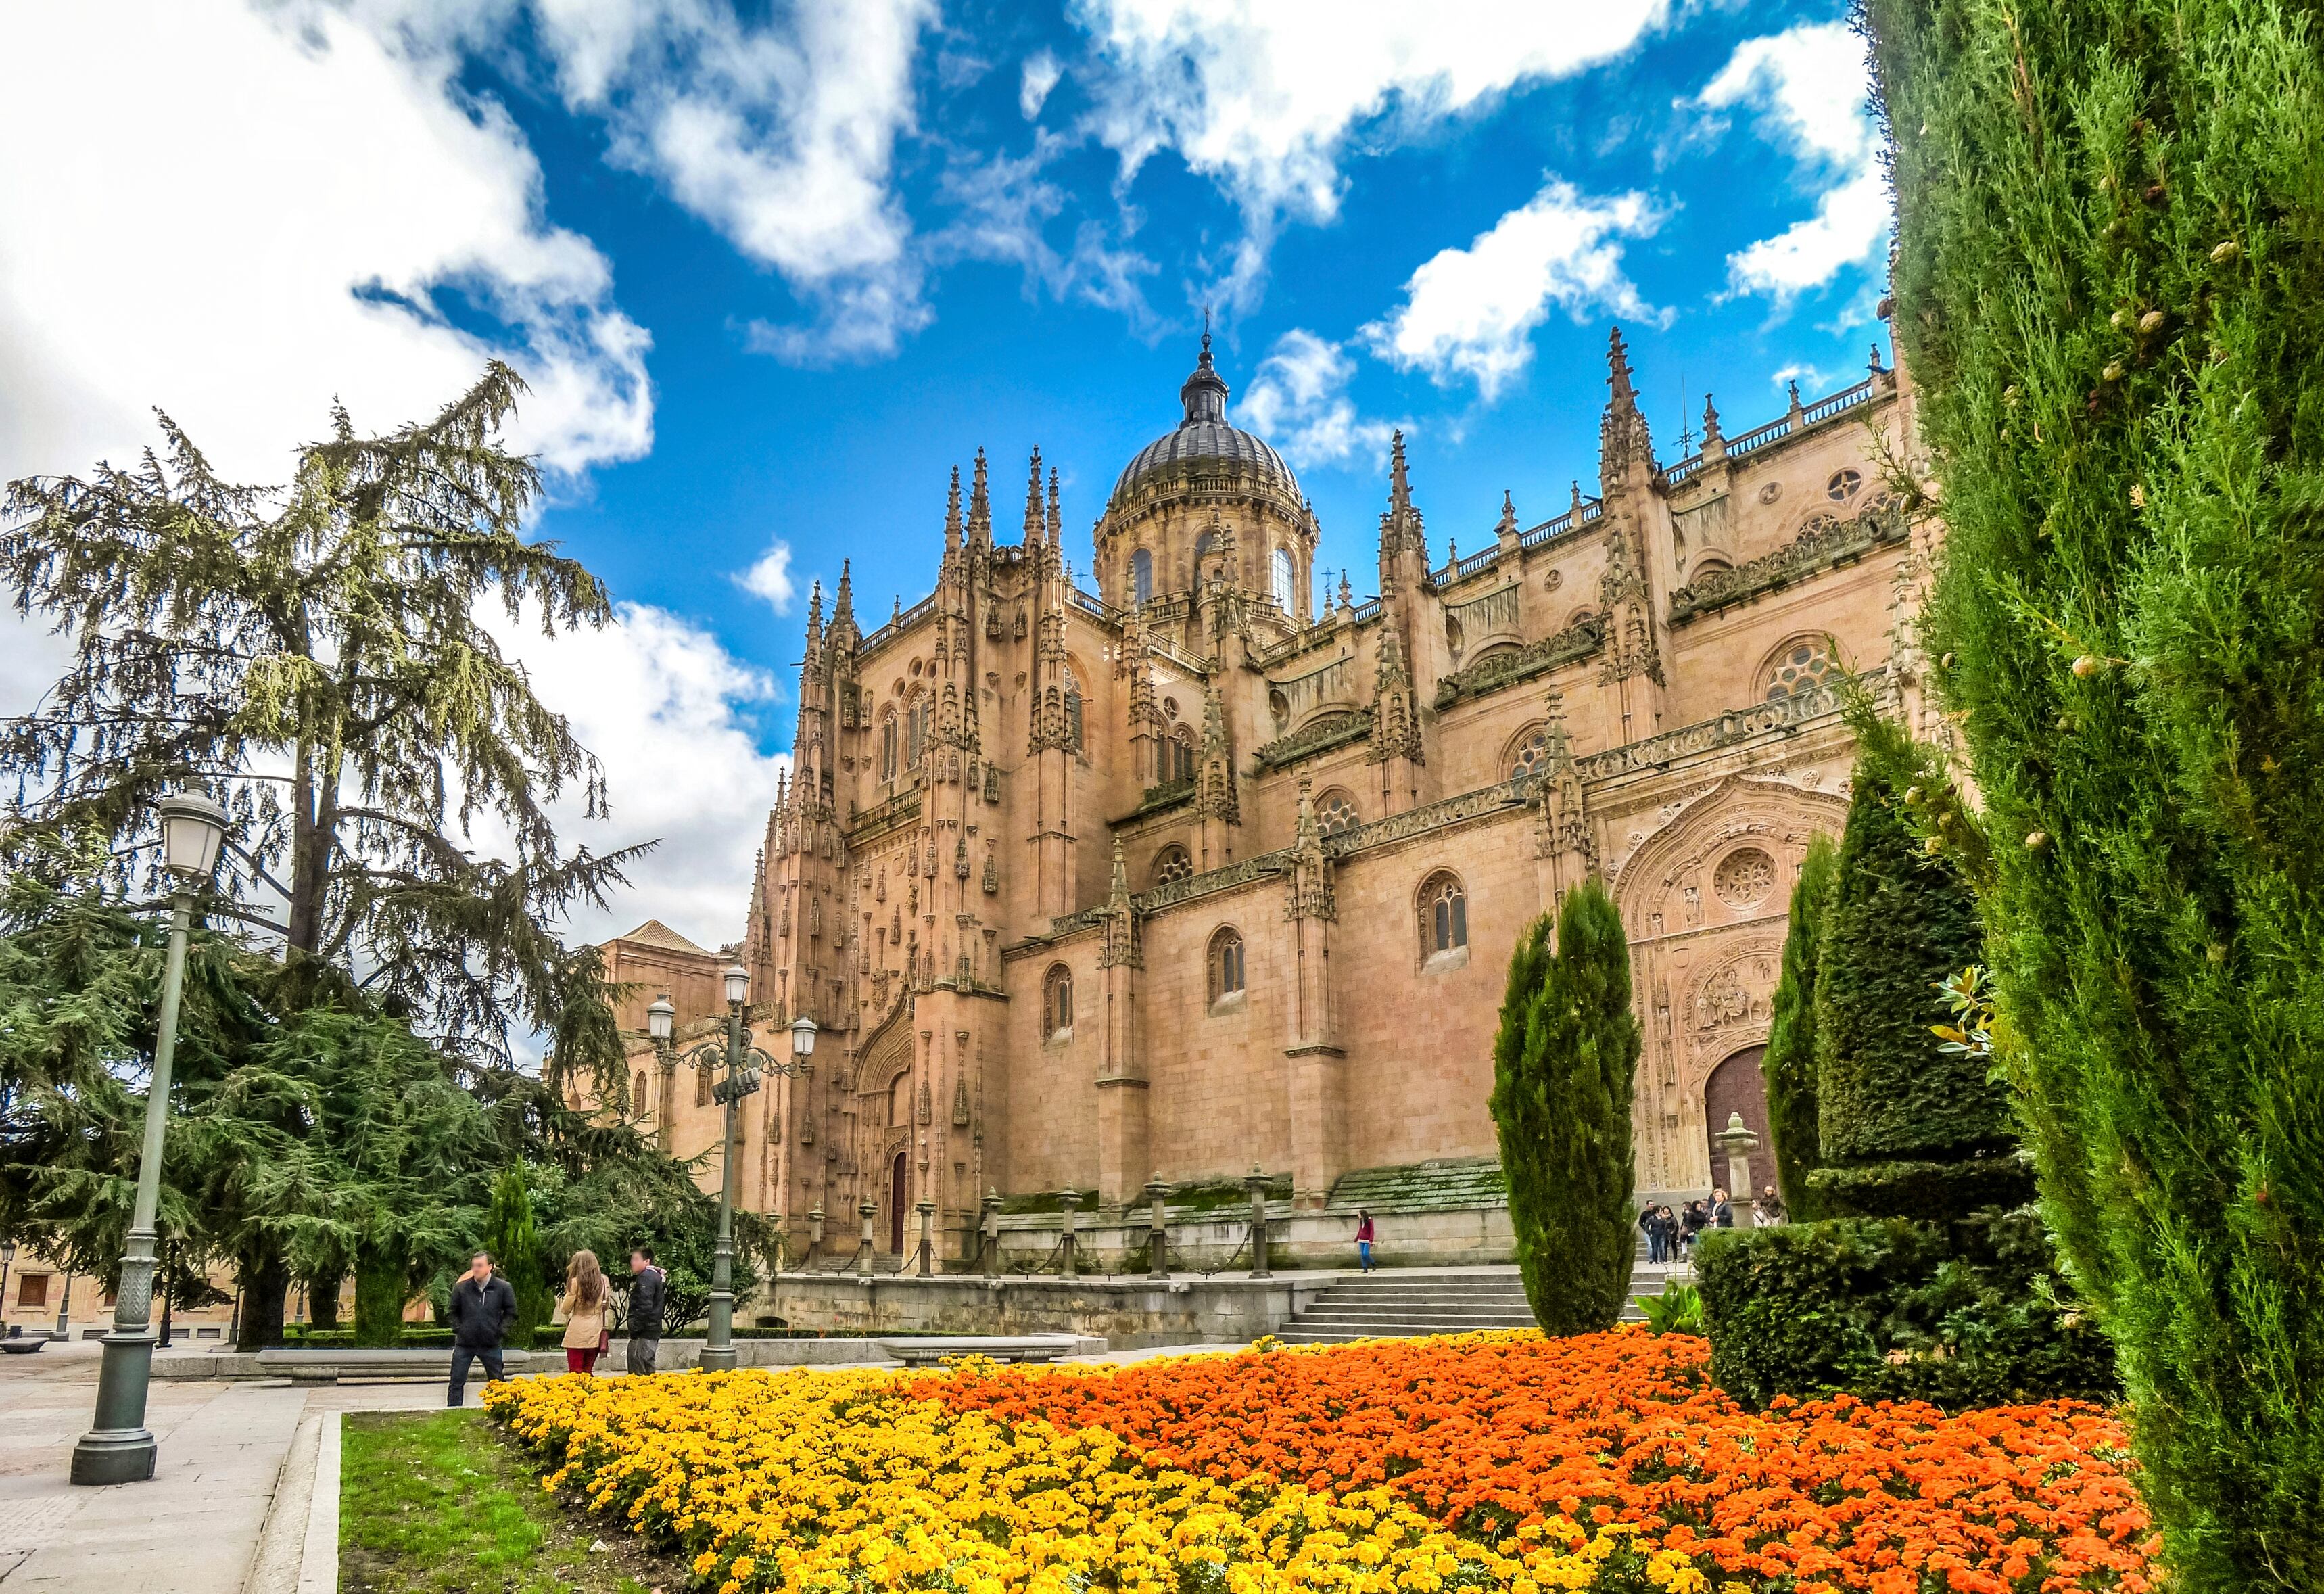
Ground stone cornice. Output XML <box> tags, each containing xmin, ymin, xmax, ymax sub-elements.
<box><xmin>1667</xmin><ymin>505</ymin><xmax>1909</xmax><ymax>625</ymax></box>
<box><xmin>1432</xmin><ymin>615</ymin><xmax>1605</xmax><ymax>709</ymax></box>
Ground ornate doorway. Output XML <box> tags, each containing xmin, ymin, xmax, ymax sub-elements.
<box><xmin>888</xmin><ymin>1152</ymin><xmax>908</xmax><ymax>1253</ymax></box>
<box><xmin>1702</xmin><ymin>1044</ymin><xmax>1776</xmax><ymax>1199</ymax></box>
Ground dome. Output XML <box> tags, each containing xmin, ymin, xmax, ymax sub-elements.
<box><xmin>1109</xmin><ymin>335</ymin><xmax>1302</xmax><ymax>509</ymax></box>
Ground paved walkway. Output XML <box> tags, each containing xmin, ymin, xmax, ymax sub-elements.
<box><xmin>0</xmin><ymin>1335</ymin><xmax>1227</xmax><ymax>1589</ymax></box>
<box><xmin>0</xmin><ymin>1344</ymin><xmax>460</xmax><ymax>1593</ymax></box>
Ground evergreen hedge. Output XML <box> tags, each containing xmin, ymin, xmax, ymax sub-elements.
<box><xmin>1810</xmin><ymin>769</ymin><xmax>2027</xmax><ymax>1219</ymax></box>
<box><xmin>484</xmin><ymin>1165</ymin><xmax>550</xmax><ymax>1345</ymax></box>
<box><xmin>1862</xmin><ymin>0</ymin><xmax>2324</xmax><ymax>1580</ymax></box>
<box><xmin>1489</xmin><ymin>883</ymin><xmax>1640</xmax><ymax>1335</ymax></box>
<box><xmin>1761</xmin><ymin>832</ymin><xmax>1836</xmax><ymax>1220</ymax></box>
<box><xmin>1697</xmin><ymin>1209</ymin><xmax>2116</xmax><ymax>1411</ymax></box>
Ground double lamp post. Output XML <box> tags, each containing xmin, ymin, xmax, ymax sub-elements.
<box><xmin>646</xmin><ymin>968</ymin><xmax>815</xmax><ymax>1371</ymax></box>
<box><xmin>73</xmin><ymin>791</ymin><xmax>229</xmax><ymax>1486</ymax></box>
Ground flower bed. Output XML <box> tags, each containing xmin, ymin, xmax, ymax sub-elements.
<box><xmin>485</xmin><ymin>1330</ymin><xmax>2158</xmax><ymax>1594</ymax></box>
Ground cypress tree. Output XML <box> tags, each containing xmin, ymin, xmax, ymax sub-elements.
<box><xmin>484</xmin><ymin>1165</ymin><xmax>549</xmax><ymax>1346</ymax></box>
<box><xmin>1809</xmin><ymin>767</ymin><xmax>2020</xmax><ymax>1219</ymax></box>
<box><xmin>1761</xmin><ymin>831</ymin><xmax>1836</xmax><ymax>1219</ymax></box>
<box><xmin>1863</xmin><ymin>0</ymin><xmax>2324</xmax><ymax>1579</ymax></box>
<box><xmin>1490</xmin><ymin>883</ymin><xmax>1640</xmax><ymax>1334</ymax></box>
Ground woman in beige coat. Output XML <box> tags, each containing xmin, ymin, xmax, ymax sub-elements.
<box><xmin>561</xmin><ymin>1250</ymin><xmax>611</xmax><ymax>1375</ymax></box>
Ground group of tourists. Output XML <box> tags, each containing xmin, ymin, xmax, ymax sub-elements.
<box><xmin>1638</xmin><ymin>1183</ymin><xmax>1790</xmax><ymax>1264</ymax></box>
<box><xmin>446</xmin><ymin>1244</ymin><xmax>667</xmax><ymax>1406</ymax></box>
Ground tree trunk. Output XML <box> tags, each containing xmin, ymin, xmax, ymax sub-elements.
<box><xmin>305</xmin><ymin>1267</ymin><xmax>343</xmax><ymax>1332</ymax></box>
<box><xmin>235</xmin><ymin>1250</ymin><xmax>289</xmax><ymax>1351</ymax></box>
<box><xmin>352</xmin><ymin>1245</ymin><xmax>406</xmax><ymax>1347</ymax></box>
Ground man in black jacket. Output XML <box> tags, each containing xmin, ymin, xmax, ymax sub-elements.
<box><xmin>446</xmin><ymin>1250</ymin><xmax>517</xmax><ymax>1407</ymax></box>
<box><xmin>624</xmin><ymin>1246</ymin><xmax>665</xmax><ymax>1376</ymax></box>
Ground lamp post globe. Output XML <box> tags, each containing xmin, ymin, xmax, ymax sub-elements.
<box><xmin>790</xmin><ymin>1014</ymin><xmax>818</xmax><ymax>1059</ymax></box>
<box><xmin>722</xmin><ymin>964</ymin><xmax>749</xmax><ymax>1008</ymax></box>
<box><xmin>646</xmin><ymin>995</ymin><xmax>674</xmax><ymax>1043</ymax></box>
<box><xmin>72</xmin><ymin>789</ymin><xmax>226</xmax><ymax>1485</ymax></box>
<box><xmin>157</xmin><ymin>792</ymin><xmax>229</xmax><ymax>879</ymax></box>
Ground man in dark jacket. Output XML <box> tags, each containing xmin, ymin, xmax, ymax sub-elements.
<box><xmin>625</xmin><ymin>1246</ymin><xmax>665</xmax><ymax>1376</ymax></box>
<box><xmin>446</xmin><ymin>1250</ymin><xmax>517</xmax><ymax>1407</ymax></box>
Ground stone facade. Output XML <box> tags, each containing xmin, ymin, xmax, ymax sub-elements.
<box><xmin>595</xmin><ymin>320</ymin><xmax>1939</xmax><ymax>1263</ymax></box>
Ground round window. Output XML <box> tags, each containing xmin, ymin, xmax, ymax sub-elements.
<box><xmin>1713</xmin><ymin>847</ymin><xmax>1777</xmax><ymax>908</ymax></box>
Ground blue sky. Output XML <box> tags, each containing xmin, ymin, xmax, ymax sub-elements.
<box><xmin>0</xmin><ymin>0</ymin><xmax>1891</xmax><ymax>944</ymax></box>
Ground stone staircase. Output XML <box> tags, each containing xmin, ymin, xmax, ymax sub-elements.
<box><xmin>1273</xmin><ymin>1265</ymin><xmax>1671</xmax><ymax>1345</ymax></box>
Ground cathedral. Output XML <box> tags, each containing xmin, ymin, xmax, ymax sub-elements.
<box><xmin>596</xmin><ymin>321</ymin><xmax>1935</xmax><ymax>1262</ymax></box>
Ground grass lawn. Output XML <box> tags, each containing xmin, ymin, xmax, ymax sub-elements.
<box><xmin>339</xmin><ymin>1409</ymin><xmax>675</xmax><ymax>1594</ymax></box>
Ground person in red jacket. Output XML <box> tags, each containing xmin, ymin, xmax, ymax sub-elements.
<box><xmin>1354</xmin><ymin>1211</ymin><xmax>1377</xmax><ymax>1273</ymax></box>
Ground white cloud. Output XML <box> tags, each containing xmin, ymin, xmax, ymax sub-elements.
<box><xmin>529</xmin><ymin>0</ymin><xmax>939</xmax><ymax>363</ymax></box>
<box><xmin>488</xmin><ymin>599</ymin><xmax>790</xmax><ymax>954</ymax></box>
<box><xmin>738</xmin><ymin>542</ymin><xmax>799</xmax><ymax>613</ymax></box>
<box><xmin>1695</xmin><ymin>22</ymin><xmax>1889</xmax><ymax>300</ymax></box>
<box><xmin>1074</xmin><ymin>0</ymin><xmax>1676</xmax><ymax>310</ymax></box>
<box><xmin>928</xmin><ymin>141</ymin><xmax>1160</xmax><ymax>327</ymax></box>
<box><xmin>0</xmin><ymin>0</ymin><xmax>652</xmax><ymax>490</ymax></box>
<box><xmin>1239</xmin><ymin>330</ymin><xmax>1395</xmax><ymax>471</ymax></box>
<box><xmin>1021</xmin><ymin>50</ymin><xmax>1064</xmax><ymax>118</ymax></box>
<box><xmin>1360</xmin><ymin>179</ymin><xmax>1665</xmax><ymax>400</ymax></box>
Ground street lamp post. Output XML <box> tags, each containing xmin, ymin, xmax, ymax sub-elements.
<box><xmin>73</xmin><ymin>791</ymin><xmax>227</xmax><ymax>1486</ymax></box>
<box><xmin>650</xmin><ymin>975</ymin><xmax>815</xmax><ymax>1372</ymax></box>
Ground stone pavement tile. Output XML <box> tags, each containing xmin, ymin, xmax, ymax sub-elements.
<box><xmin>3</xmin><ymin>1383</ymin><xmax>307</xmax><ymax>1593</ymax></box>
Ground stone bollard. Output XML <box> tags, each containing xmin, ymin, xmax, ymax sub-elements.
<box><xmin>1058</xmin><ymin>1189</ymin><xmax>1081</xmax><ymax>1280</ymax></box>
<box><xmin>1246</xmin><ymin>1165</ymin><xmax>1273</xmax><ymax>1280</ymax></box>
<box><xmin>980</xmin><ymin>1187</ymin><xmax>1001</xmax><ymax>1277</ymax></box>
<box><xmin>857</xmin><ymin>1198</ymin><xmax>878</xmax><ymax>1278</ymax></box>
<box><xmin>1145</xmin><ymin>1178</ymin><xmax>1170</xmax><ymax>1281</ymax></box>
<box><xmin>915</xmin><ymin>1196</ymin><xmax>935</xmax><ymax>1277</ymax></box>
<box><xmin>805</xmin><ymin>1204</ymin><xmax>826</xmax><ymax>1271</ymax></box>
<box><xmin>1714</xmin><ymin>1112</ymin><xmax>1761</xmax><ymax>1218</ymax></box>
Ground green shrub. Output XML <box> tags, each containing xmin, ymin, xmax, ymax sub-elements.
<box><xmin>1490</xmin><ymin>883</ymin><xmax>1640</xmax><ymax>1335</ymax></box>
<box><xmin>1862</xmin><ymin>0</ymin><xmax>2324</xmax><ymax>1578</ymax></box>
<box><xmin>1762</xmin><ymin>833</ymin><xmax>1836</xmax><ymax>1220</ymax></box>
<box><xmin>483</xmin><ymin>1165</ymin><xmax>550</xmax><ymax>1344</ymax></box>
<box><xmin>1634</xmin><ymin>1280</ymin><xmax>1703</xmax><ymax>1337</ymax></box>
<box><xmin>1697</xmin><ymin>1209</ymin><xmax>2115</xmax><ymax>1411</ymax></box>
<box><xmin>1810</xmin><ymin>768</ymin><xmax>2027</xmax><ymax>1219</ymax></box>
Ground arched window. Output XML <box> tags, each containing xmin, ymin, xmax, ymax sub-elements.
<box><xmin>1314</xmin><ymin>788</ymin><xmax>1360</xmax><ymax>837</ymax></box>
<box><xmin>1208</xmin><ymin>927</ymin><xmax>1246</xmax><ymax>1005</ymax></box>
<box><xmin>1506</xmin><ymin>724</ymin><xmax>1548</xmax><ymax>782</ymax></box>
<box><xmin>1270</xmin><ymin>547</ymin><xmax>1296</xmax><ymax>613</ymax></box>
<box><xmin>1149</xmin><ymin>845</ymin><xmax>1193</xmax><ymax>887</ymax></box>
<box><xmin>634</xmin><ymin>1071</ymin><xmax>648</xmax><ymax>1114</ymax></box>
<box><xmin>888</xmin><ymin>1071</ymin><xmax>913</xmax><ymax>1127</ymax></box>
<box><xmin>695</xmin><ymin>1061</ymin><xmax>712</xmax><ymax>1107</ymax></box>
<box><xmin>905</xmin><ymin>697</ymin><xmax>928</xmax><ymax>768</ymax></box>
<box><xmin>1763</xmin><ymin>636</ymin><xmax>1836</xmax><ymax>701</ymax></box>
<box><xmin>880</xmin><ymin>709</ymin><xmax>898</xmax><ymax>781</ymax></box>
<box><xmin>1688</xmin><ymin>555</ymin><xmax>1732</xmax><ymax>582</ymax></box>
<box><xmin>1130</xmin><ymin>548</ymin><xmax>1154</xmax><ymax>606</ymax></box>
<box><xmin>1043</xmin><ymin>964</ymin><xmax>1074</xmax><ymax>1038</ymax></box>
<box><xmin>1421</xmin><ymin>872</ymin><xmax>1468</xmax><ymax>959</ymax></box>
<box><xmin>1169</xmin><ymin>724</ymin><xmax>1195</xmax><ymax>784</ymax></box>
<box><xmin>1063</xmin><ymin>667</ymin><xmax>1085</xmax><ymax>753</ymax></box>
<box><xmin>1194</xmin><ymin>528</ymin><xmax>1214</xmax><ymax>564</ymax></box>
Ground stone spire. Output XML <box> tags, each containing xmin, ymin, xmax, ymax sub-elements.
<box><xmin>1369</xmin><ymin>623</ymin><xmax>1424</xmax><ymax>768</ymax></box>
<box><xmin>801</xmin><ymin>580</ymin><xmax>825</xmax><ymax>680</ymax></box>
<box><xmin>1191</xmin><ymin>677</ymin><xmax>1239</xmax><ymax>826</ymax></box>
<box><xmin>1497</xmin><ymin>490</ymin><xmax>1518</xmax><ymax>538</ymax></box>
<box><xmin>829</xmin><ymin>558</ymin><xmax>857</xmax><ymax>648</ymax></box>
<box><xmin>1046</xmin><ymin>467</ymin><xmax>1062</xmax><ymax>548</ymax></box>
<box><xmin>943</xmin><ymin>464</ymin><xmax>963</xmax><ymax>557</ymax></box>
<box><xmin>1286</xmin><ymin>778</ymin><xmax>1337</xmax><ymax>922</ymax></box>
<box><xmin>1699</xmin><ymin>393</ymin><xmax>1726</xmax><ymax>461</ymax></box>
<box><xmin>1599</xmin><ymin>327</ymin><xmax>1655</xmax><ymax>482</ymax></box>
<box><xmin>968</xmin><ymin>447</ymin><xmax>991</xmax><ymax>544</ymax></box>
<box><xmin>1376</xmin><ymin>430</ymin><xmax>1428</xmax><ymax>590</ymax></box>
<box><xmin>1022</xmin><ymin>448</ymin><xmax>1045</xmax><ymax>544</ymax></box>
<box><xmin>1099</xmin><ymin>839</ymin><xmax>1141</xmax><ymax>968</ymax></box>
